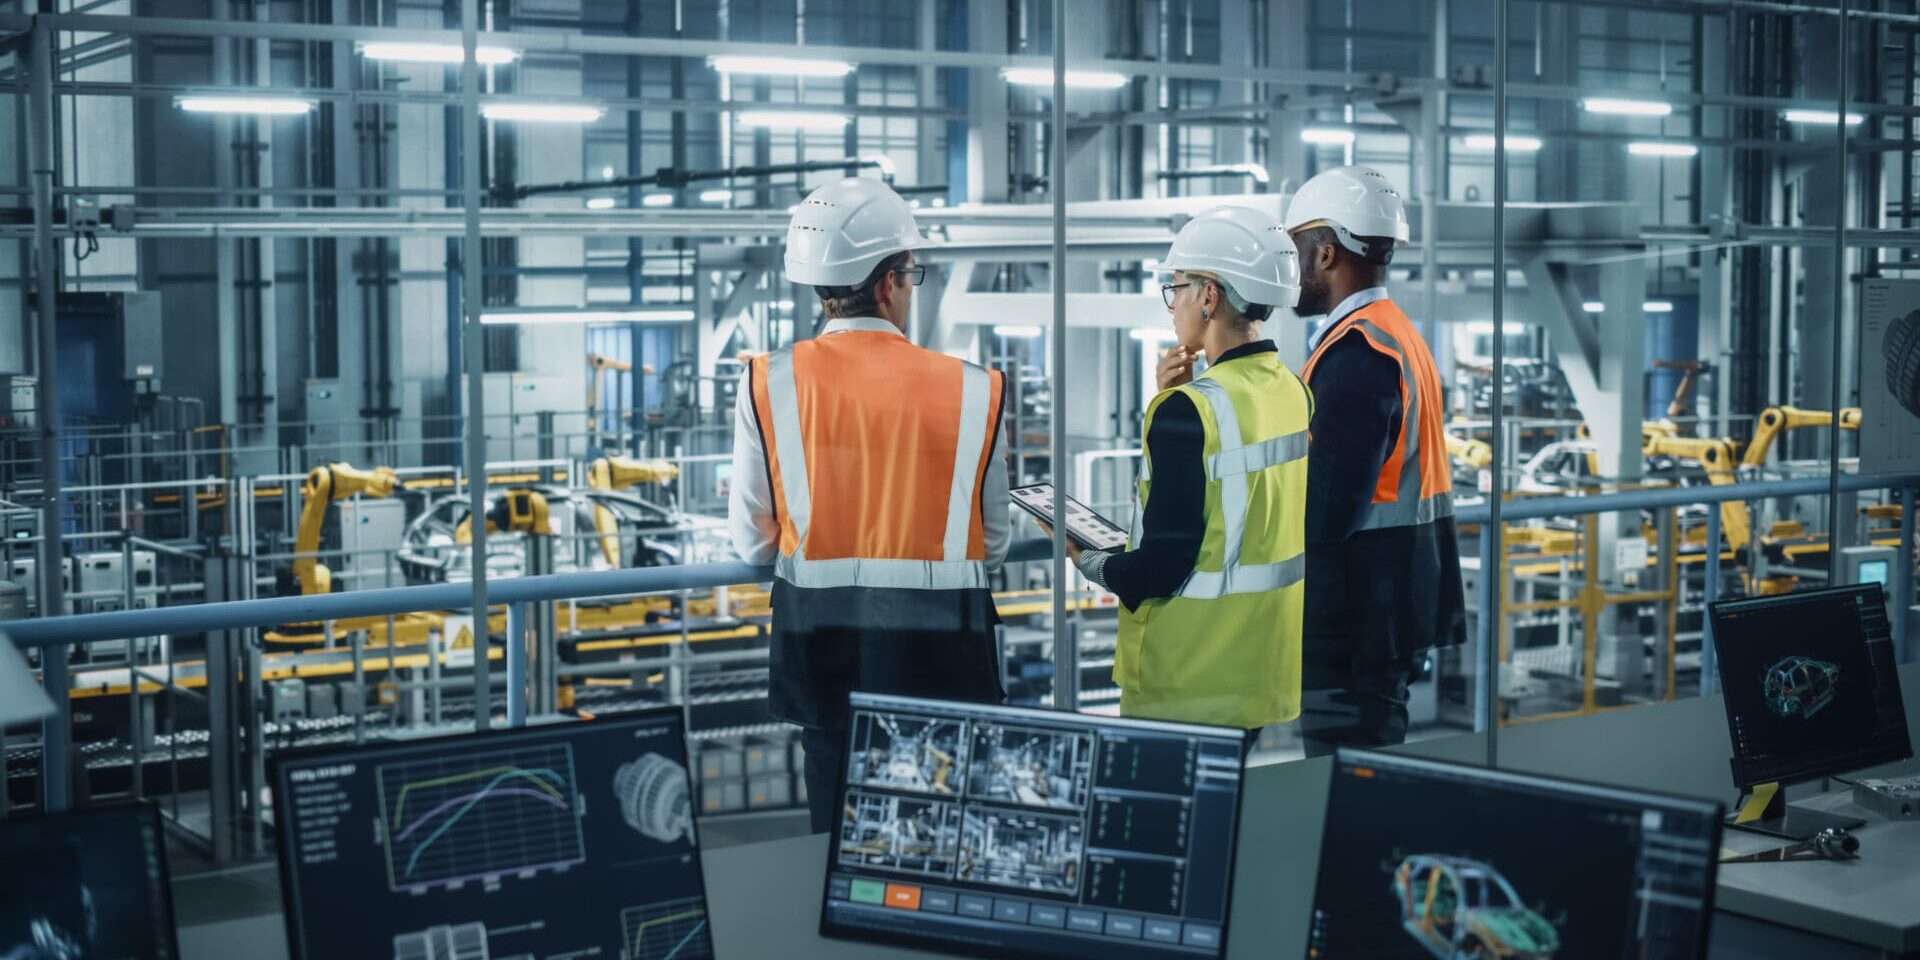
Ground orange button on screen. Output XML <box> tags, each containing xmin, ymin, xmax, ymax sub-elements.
<box><xmin>884</xmin><ymin>884</ymin><xmax>922</xmax><ymax>911</ymax></box>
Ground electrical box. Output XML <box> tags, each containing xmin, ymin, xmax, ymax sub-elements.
<box><xmin>338</xmin><ymin>498</ymin><xmax>407</xmax><ymax>589</ymax></box>
<box><xmin>72</xmin><ymin>550</ymin><xmax>158</xmax><ymax>609</ymax></box>
<box><xmin>0</xmin><ymin>377</ymin><xmax>33</xmax><ymax>428</ymax></box>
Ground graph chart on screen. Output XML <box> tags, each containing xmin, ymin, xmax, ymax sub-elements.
<box><xmin>620</xmin><ymin>896</ymin><xmax>711</xmax><ymax>960</ymax></box>
<box><xmin>375</xmin><ymin>743</ymin><xmax>587</xmax><ymax>892</ymax></box>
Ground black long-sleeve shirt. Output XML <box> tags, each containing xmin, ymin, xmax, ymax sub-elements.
<box><xmin>1080</xmin><ymin>340</ymin><xmax>1276</xmax><ymax>610</ymax></box>
<box><xmin>1304</xmin><ymin>331</ymin><xmax>1402</xmax><ymax>542</ymax></box>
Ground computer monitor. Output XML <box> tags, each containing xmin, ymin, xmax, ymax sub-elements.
<box><xmin>0</xmin><ymin>802</ymin><xmax>180</xmax><ymax>960</ymax></box>
<box><xmin>1709</xmin><ymin>584</ymin><xmax>1912</xmax><ymax>786</ymax></box>
<box><xmin>1304</xmin><ymin>750</ymin><xmax>1722</xmax><ymax>960</ymax></box>
<box><xmin>272</xmin><ymin>708</ymin><xmax>713</xmax><ymax>960</ymax></box>
<box><xmin>821</xmin><ymin>693</ymin><xmax>1249</xmax><ymax>960</ymax></box>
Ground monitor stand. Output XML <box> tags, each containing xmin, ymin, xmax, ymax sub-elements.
<box><xmin>1725</xmin><ymin>781</ymin><xmax>1866</xmax><ymax>842</ymax></box>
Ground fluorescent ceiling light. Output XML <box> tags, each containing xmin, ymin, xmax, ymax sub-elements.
<box><xmin>1301</xmin><ymin>127</ymin><xmax>1355</xmax><ymax>146</ymax></box>
<box><xmin>1466</xmin><ymin>321</ymin><xmax>1528</xmax><ymax>335</ymax></box>
<box><xmin>709</xmin><ymin>55</ymin><xmax>855</xmax><ymax>78</ymax></box>
<box><xmin>1462</xmin><ymin>134</ymin><xmax>1543</xmax><ymax>152</ymax></box>
<box><xmin>1582</xmin><ymin>97</ymin><xmax>1673</xmax><ymax>117</ymax></box>
<box><xmin>482</xmin><ymin>308</ymin><xmax>695</xmax><ymax>325</ymax></box>
<box><xmin>1627</xmin><ymin>141</ymin><xmax>1698</xmax><ymax>158</ymax></box>
<box><xmin>1129</xmin><ymin>329</ymin><xmax>1177</xmax><ymax>343</ymax></box>
<box><xmin>585</xmin><ymin>197</ymin><xmax>617</xmax><ymax>210</ymax></box>
<box><xmin>698</xmin><ymin>188</ymin><xmax>733</xmax><ymax>203</ymax></box>
<box><xmin>481</xmin><ymin>102</ymin><xmax>604</xmax><ymax>123</ymax></box>
<box><xmin>358</xmin><ymin>41</ymin><xmax>517</xmax><ymax>65</ymax></box>
<box><xmin>641</xmin><ymin>193</ymin><xmax>675</xmax><ymax>208</ymax></box>
<box><xmin>1643</xmin><ymin>300</ymin><xmax>1675</xmax><ymax>313</ymax></box>
<box><xmin>175</xmin><ymin>96</ymin><xmax>314</xmax><ymax>115</ymax></box>
<box><xmin>1000</xmin><ymin>67</ymin><xmax>1130</xmax><ymax>90</ymax></box>
<box><xmin>994</xmin><ymin>325</ymin><xmax>1044</xmax><ymax>338</ymax></box>
<box><xmin>1582</xmin><ymin>301</ymin><xmax>1604</xmax><ymax>314</ymax></box>
<box><xmin>734</xmin><ymin>110</ymin><xmax>849</xmax><ymax>132</ymax></box>
<box><xmin>1782</xmin><ymin>109</ymin><xmax>1865</xmax><ymax>126</ymax></box>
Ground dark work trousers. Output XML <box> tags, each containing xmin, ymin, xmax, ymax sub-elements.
<box><xmin>1299</xmin><ymin>658</ymin><xmax>1417</xmax><ymax>758</ymax></box>
<box><xmin>800</xmin><ymin>724</ymin><xmax>850</xmax><ymax>835</ymax></box>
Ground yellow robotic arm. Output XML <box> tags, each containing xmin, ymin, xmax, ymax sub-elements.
<box><xmin>293</xmin><ymin>463</ymin><xmax>399</xmax><ymax>595</ymax></box>
<box><xmin>1445</xmin><ymin>433</ymin><xmax>1493</xmax><ymax>471</ymax></box>
<box><xmin>1641</xmin><ymin>435</ymin><xmax>1749</xmax><ymax>551</ymax></box>
<box><xmin>586</xmin><ymin>456</ymin><xmax>680</xmax><ymax>566</ymax></box>
<box><xmin>1741</xmin><ymin>406</ymin><xmax>1864</xmax><ymax>468</ymax></box>
<box><xmin>455</xmin><ymin>489</ymin><xmax>553</xmax><ymax>542</ymax></box>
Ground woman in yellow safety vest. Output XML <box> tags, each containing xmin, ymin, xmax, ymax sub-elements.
<box><xmin>1069</xmin><ymin>205</ymin><xmax>1312</xmax><ymax>731</ymax></box>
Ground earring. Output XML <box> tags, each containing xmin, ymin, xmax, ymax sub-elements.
<box><xmin>1201</xmin><ymin>308</ymin><xmax>1210</xmax><ymax>322</ymax></box>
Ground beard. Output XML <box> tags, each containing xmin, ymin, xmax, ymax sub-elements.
<box><xmin>1295</xmin><ymin>267</ymin><xmax>1333</xmax><ymax>318</ymax></box>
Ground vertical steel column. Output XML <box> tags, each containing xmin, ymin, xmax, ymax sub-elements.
<box><xmin>461</xmin><ymin>0</ymin><xmax>491</xmax><ymax>731</ymax></box>
<box><xmin>1898</xmin><ymin>487</ymin><xmax>1915</xmax><ymax>664</ymax></box>
<box><xmin>1828</xmin><ymin>0</ymin><xmax>1849</xmax><ymax>580</ymax></box>
<box><xmin>1048</xmin><ymin>0</ymin><xmax>1076</xmax><ymax>712</ymax></box>
<box><xmin>122</xmin><ymin>533</ymin><xmax>142</xmax><ymax>801</ymax></box>
<box><xmin>27</xmin><ymin>13</ymin><xmax>70</xmax><ymax>813</ymax></box>
<box><xmin>1476</xmin><ymin>0</ymin><xmax>1509</xmax><ymax>769</ymax></box>
<box><xmin>505</xmin><ymin>602</ymin><xmax>526</xmax><ymax>728</ymax></box>
<box><xmin>1702</xmin><ymin>505</ymin><xmax>1723</xmax><ymax>695</ymax></box>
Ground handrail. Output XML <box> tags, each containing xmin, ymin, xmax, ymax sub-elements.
<box><xmin>7</xmin><ymin>473</ymin><xmax>1916</xmax><ymax>650</ymax></box>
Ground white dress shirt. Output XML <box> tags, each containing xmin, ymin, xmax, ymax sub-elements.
<box><xmin>728</xmin><ymin>315</ymin><xmax>1011</xmax><ymax>572</ymax></box>
<box><xmin>1306</xmin><ymin>286</ymin><xmax>1392</xmax><ymax>353</ymax></box>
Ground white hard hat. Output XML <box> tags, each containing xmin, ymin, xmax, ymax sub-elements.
<box><xmin>784</xmin><ymin>178</ymin><xmax>933</xmax><ymax>287</ymax></box>
<box><xmin>1282</xmin><ymin>165</ymin><xmax>1410</xmax><ymax>261</ymax></box>
<box><xmin>1162</xmin><ymin>206</ymin><xmax>1300</xmax><ymax>309</ymax></box>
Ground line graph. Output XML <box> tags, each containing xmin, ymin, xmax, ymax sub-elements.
<box><xmin>620</xmin><ymin>897</ymin><xmax>711</xmax><ymax>960</ymax></box>
<box><xmin>375</xmin><ymin>743</ymin><xmax>586</xmax><ymax>891</ymax></box>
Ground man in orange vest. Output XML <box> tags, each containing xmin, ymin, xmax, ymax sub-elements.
<box><xmin>1284</xmin><ymin>166</ymin><xmax>1467</xmax><ymax>755</ymax></box>
<box><xmin>729</xmin><ymin>178</ymin><xmax>1009</xmax><ymax>832</ymax></box>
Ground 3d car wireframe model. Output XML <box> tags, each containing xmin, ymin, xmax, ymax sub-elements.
<box><xmin>1391</xmin><ymin>855</ymin><xmax>1560</xmax><ymax>960</ymax></box>
<box><xmin>1763</xmin><ymin>656</ymin><xmax>1841</xmax><ymax>719</ymax></box>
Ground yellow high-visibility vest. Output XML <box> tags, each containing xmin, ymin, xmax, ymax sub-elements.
<box><xmin>1113</xmin><ymin>351</ymin><xmax>1311</xmax><ymax>729</ymax></box>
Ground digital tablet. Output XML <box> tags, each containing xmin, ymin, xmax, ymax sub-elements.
<box><xmin>1010</xmin><ymin>483</ymin><xmax>1129</xmax><ymax>551</ymax></box>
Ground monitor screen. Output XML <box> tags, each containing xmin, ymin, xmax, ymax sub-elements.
<box><xmin>273</xmin><ymin>709</ymin><xmax>712</xmax><ymax>960</ymax></box>
<box><xmin>1858</xmin><ymin>559</ymin><xmax>1890</xmax><ymax>586</ymax></box>
<box><xmin>821</xmin><ymin>693</ymin><xmax>1248</xmax><ymax>960</ymax></box>
<box><xmin>0</xmin><ymin>803</ymin><xmax>179</xmax><ymax>960</ymax></box>
<box><xmin>1305</xmin><ymin>750</ymin><xmax>1722</xmax><ymax>960</ymax></box>
<box><xmin>1709</xmin><ymin>583</ymin><xmax>1913</xmax><ymax>788</ymax></box>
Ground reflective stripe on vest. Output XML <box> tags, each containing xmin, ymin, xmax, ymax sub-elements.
<box><xmin>1175</xmin><ymin>377</ymin><xmax>1307</xmax><ymax>600</ymax></box>
<box><xmin>1301</xmin><ymin>301</ymin><xmax>1454</xmax><ymax>531</ymax></box>
<box><xmin>761</xmin><ymin>346</ymin><xmax>995</xmax><ymax>591</ymax></box>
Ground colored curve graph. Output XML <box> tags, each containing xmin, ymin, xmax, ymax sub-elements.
<box><xmin>620</xmin><ymin>898</ymin><xmax>711</xmax><ymax>960</ymax></box>
<box><xmin>375</xmin><ymin>744</ymin><xmax>587</xmax><ymax>891</ymax></box>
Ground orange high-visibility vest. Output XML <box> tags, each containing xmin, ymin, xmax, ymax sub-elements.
<box><xmin>748</xmin><ymin>328</ymin><xmax>1005</xmax><ymax>589</ymax></box>
<box><xmin>1300</xmin><ymin>296</ymin><xmax>1453</xmax><ymax>529</ymax></box>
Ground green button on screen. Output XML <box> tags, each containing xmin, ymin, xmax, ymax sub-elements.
<box><xmin>850</xmin><ymin>879</ymin><xmax>887</xmax><ymax>905</ymax></box>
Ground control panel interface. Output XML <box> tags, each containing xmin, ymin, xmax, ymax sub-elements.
<box><xmin>1306</xmin><ymin>751</ymin><xmax>1722</xmax><ymax>960</ymax></box>
<box><xmin>1711</xmin><ymin>583</ymin><xmax>1913</xmax><ymax>788</ymax></box>
<box><xmin>0</xmin><ymin>803</ymin><xmax>178</xmax><ymax>960</ymax></box>
<box><xmin>822</xmin><ymin>693</ymin><xmax>1247</xmax><ymax>960</ymax></box>
<box><xmin>273</xmin><ymin>710</ymin><xmax>712</xmax><ymax>960</ymax></box>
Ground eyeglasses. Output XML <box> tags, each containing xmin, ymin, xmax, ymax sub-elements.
<box><xmin>893</xmin><ymin>265</ymin><xmax>927</xmax><ymax>286</ymax></box>
<box><xmin>1160</xmin><ymin>282</ymin><xmax>1194</xmax><ymax>309</ymax></box>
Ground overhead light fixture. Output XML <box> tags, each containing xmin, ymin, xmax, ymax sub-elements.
<box><xmin>641</xmin><ymin>193</ymin><xmax>675</xmax><ymax>208</ymax></box>
<box><xmin>1000</xmin><ymin>67</ymin><xmax>1130</xmax><ymax>90</ymax></box>
<box><xmin>358</xmin><ymin>41</ymin><xmax>517</xmax><ymax>65</ymax></box>
<box><xmin>734</xmin><ymin>110</ymin><xmax>849</xmax><ymax>132</ymax></box>
<box><xmin>1462</xmin><ymin>134</ymin><xmax>1543</xmax><ymax>152</ymax></box>
<box><xmin>1782</xmin><ymin>109</ymin><xmax>1865</xmax><ymax>127</ymax></box>
<box><xmin>1301</xmin><ymin>127</ymin><xmax>1356</xmax><ymax>146</ymax></box>
<box><xmin>994</xmin><ymin>325</ymin><xmax>1044</xmax><ymax>338</ymax></box>
<box><xmin>1582</xmin><ymin>97</ymin><xmax>1673</xmax><ymax>117</ymax></box>
<box><xmin>480</xmin><ymin>102</ymin><xmax>604</xmax><ymax>123</ymax></box>
<box><xmin>482</xmin><ymin>308</ymin><xmax>696</xmax><ymax>325</ymax></box>
<box><xmin>1643</xmin><ymin>300</ymin><xmax>1675</xmax><ymax>313</ymax></box>
<box><xmin>585</xmin><ymin>197</ymin><xmax>617</xmax><ymax>210</ymax></box>
<box><xmin>1582</xmin><ymin>301</ymin><xmax>1604</xmax><ymax>314</ymax></box>
<box><xmin>708</xmin><ymin>55</ymin><xmax>855</xmax><ymax>78</ymax></box>
<box><xmin>1129</xmin><ymin>329</ymin><xmax>1177</xmax><ymax>343</ymax></box>
<box><xmin>698</xmin><ymin>188</ymin><xmax>733</xmax><ymax>203</ymax></box>
<box><xmin>1627</xmin><ymin>141</ymin><xmax>1698</xmax><ymax>158</ymax></box>
<box><xmin>175</xmin><ymin>95</ymin><xmax>315</xmax><ymax>115</ymax></box>
<box><xmin>1466</xmin><ymin>321</ymin><xmax>1528</xmax><ymax>335</ymax></box>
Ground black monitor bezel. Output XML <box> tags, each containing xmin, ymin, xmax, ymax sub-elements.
<box><xmin>268</xmin><ymin>706</ymin><xmax>706</xmax><ymax>960</ymax></box>
<box><xmin>1708</xmin><ymin>581</ymin><xmax>1914</xmax><ymax>789</ymax></box>
<box><xmin>0</xmin><ymin>799</ymin><xmax>182</xmax><ymax>960</ymax></box>
<box><xmin>818</xmin><ymin>692</ymin><xmax>1253</xmax><ymax>960</ymax></box>
<box><xmin>1306</xmin><ymin>748</ymin><xmax>1724</xmax><ymax>960</ymax></box>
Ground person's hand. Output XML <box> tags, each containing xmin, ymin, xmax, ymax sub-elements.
<box><xmin>1156</xmin><ymin>345</ymin><xmax>1196</xmax><ymax>391</ymax></box>
<box><xmin>1034</xmin><ymin>520</ymin><xmax>1083</xmax><ymax>564</ymax></box>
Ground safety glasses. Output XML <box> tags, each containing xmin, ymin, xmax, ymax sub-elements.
<box><xmin>893</xmin><ymin>264</ymin><xmax>927</xmax><ymax>286</ymax></box>
<box><xmin>1160</xmin><ymin>281</ymin><xmax>1194</xmax><ymax>309</ymax></box>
